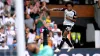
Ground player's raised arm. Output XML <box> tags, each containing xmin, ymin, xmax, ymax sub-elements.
<box><xmin>49</xmin><ymin>8</ymin><xmax>65</xmax><ymax>11</ymax></box>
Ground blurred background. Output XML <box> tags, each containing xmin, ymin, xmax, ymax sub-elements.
<box><xmin>0</xmin><ymin>0</ymin><xmax>99</xmax><ymax>56</ymax></box>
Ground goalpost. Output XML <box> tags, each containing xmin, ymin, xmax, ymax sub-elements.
<box><xmin>15</xmin><ymin>0</ymin><xmax>25</xmax><ymax>56</ymax></box>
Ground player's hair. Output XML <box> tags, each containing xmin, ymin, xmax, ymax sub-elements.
<box><xmin>65</xmin><ymin>1</ymin><xmax>74</xmax><ymax>7</ymax></box>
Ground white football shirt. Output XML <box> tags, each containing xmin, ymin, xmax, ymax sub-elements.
<box><xmin>63</xmin><ymin>9</ymin><xmax>76</xmax><ymax>26</ymax></box>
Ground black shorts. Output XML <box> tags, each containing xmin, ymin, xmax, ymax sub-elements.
<box><xmin>63</xmin><ymin>25</ymin><xmax>73</xmax><ymax>31</ymax></box>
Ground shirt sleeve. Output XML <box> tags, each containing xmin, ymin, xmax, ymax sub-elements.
<box><xmin>60</xmin><ymin>8</ymin><xmax>66</xmax><ymax>11</ymax></box>
<box><xmin>72</xmin><ymin>10</ymin><xmax>77</xmax><ymax>19</ymax></box>
<box><xmin>73</xmin><ymin>10</ymin><xmax>77</xmax><ymax>16</ymax></box>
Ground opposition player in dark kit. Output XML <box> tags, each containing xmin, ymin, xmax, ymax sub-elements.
<box><xmin>50</xmin><ymin>1</ymin><xmax>77</xmax><ymax>52</ymax></box>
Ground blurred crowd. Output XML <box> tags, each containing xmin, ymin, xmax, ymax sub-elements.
<box><xmin>24</xmin><ymin>0</ymin><xmax>62</xmax><ymax>52</ymax></box>
<box><xmin>0</xmin><ymin>0</ymin><xmax>63</xmax><ymax>53</ymax></box>
<box><xmin>0</xmin><ymin>0</ymin><xmax>16</xmax><ymax>50</ymax></box>
<box><xmin>0</xmin><ymin>0</ymin><xmax>99</xmax><ymax>56</ymax></box>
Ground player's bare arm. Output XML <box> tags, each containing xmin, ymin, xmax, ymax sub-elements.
<box><xmin>66</xmin><ymin>16</ymin><xmax>76</xmax><ymax>22</ymax></box>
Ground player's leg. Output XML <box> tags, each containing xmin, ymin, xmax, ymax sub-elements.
<box><xmin>65</xmin><ymin>26</ymin><xmax>74</xmax><ymax>52</ymax></box>
<box><xmin>54</xmin><ymin>25</ymin><xmax>67</xmax><ymax>52</ymax></box>
<box><xmin>59</xmin><ymin>38</ymin><xmax>65</xmax><ymax>49</ymax></box>
<box><xmin>65</xmin><ymin>37</ymin><xmax>74</xmax><ymax>52</ymax></box>
<box><xmin>65</xmin><ymin>37</ymin><xmax>73</xmax><ymax>47</ymax></box>
<box><xmin>54</xmin><ymin>39</ymin><xmax>64</xmax><ymax>52</ymax></box>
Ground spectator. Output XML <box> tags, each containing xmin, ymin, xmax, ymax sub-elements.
<box><xmin>0</xmin><ymin>16</ymin><xmax>4</xmax><ymax>26</ymax></box>
<box><xmin>41</xmin><ymin>1</ymin><xmax>48</xmax><ymax>10</ymax></box>
<box><xmin>0</xmin><ymin>26</ymin><xmax>8</xmax><ymax>50</ymax></box>
<box><xmin>6</xmin><ymin>24</ymin><xmax>16</xmax><ymax>50</ymax></box>
<box><xmin>25</xmin><ymin>27</ymin><xmax>30</xmax><ymax>43</ymax></box>
<box><xmin>24</xmin><ymin>0</ymin><xmax>31</xmax><ymax>15</ymax></box>
<box><xmin>27</xmin><ymin>29</ymin><xmax>36</xmax><ymax>43</ymax></box>
<box><xmin>25</xmin><ymin>14</ymin><xmax>34</xmax><ymax>29</ymax></box>
<box><xmin>30</xmin><ymin>1</ymin><xmax>40</xmax><ymax>13</ymax></box>
<box><xmin>48</xmin><ymin>31</ymin><xmax>55</xmax><ymax>48</ymax></box>
<box><xmin>0</xmin><ymin>42</ymin><xmax>9</xmax><ymax>50</ymax></box>
<box><xmin>46</xmin><ymin>15</ymin><xmax>51</xmax><ymax>24</ymax></box>
<box><xmin>4</xmin><ymin>1</ymin><xmax>11</xmax><ymax>13</ymax></box>
<box><xmin>52</xmin><ymin>24</ymin><xmax>61</xmax><ymax>37</ymax></box>
<box><xmin>30</xmin><ymin>1</ymin><xmax>40</xmax><ymax>20</ymax></box>
<box><xmin>0</xmin><ymin>8</ymin><xmax>4</xmax><ymax>16</ymax></box>
<box><xmin>40</xmin><ymin>0</ymin><xmax>49</xmax><ymax>11</ymax></box>
<box><xmin>35</xmin><ymin>35</ymin><xmax>40</xmax><ymax>44</ymax></box>
<box><xmin>35</xmin><ymin>11</ymin><xmax>46</xmax><ymax>35</ymax></box>
<box><xmin>4</xmin><ymin>13</ymin><xmax>13</xmax><ymax>24</ymax></box>
<box><xmin>0</xmin><ymin>0</ymin><xmax>4</xmax><ymax>9</ymax></box>
<box><xmin>13</xmin><ymin>37</ymin><xmax>17</xmax><ymax>50</ymax></box>
<box><xmin>54</xmin><ymin>30</ymin><xmax>62</xmax><ymax>52</ymax></box>
<box><xmin>45</xmin><ymin>12</ymin><xmax>53</xmax><ymax>30</ymax></box>
<box><xmin>26</xmin><ymin>4</ymin><xmax>32</xmax><ymax>15</ymax></box>
<box><xmin>4</xmin><ymin>13</ymin><xmax>15</xmax><ymax>30</ymax></box>
<box><xmin>25</xmin><ymin>0</ymin><xmax>30</xmax><ymax>7</ymax></box>
<box><xmin>38</xmin><ymin>33</ymin><xmax>43</xmax><ymax>44</ymax></box>
<box><xmin>0</xmin><ymin>26</ymin><xmax>6</xmax><ymax>44</ymax></box>
<box><xmin>26</xmin><ymin>2</ymin><xmax>40</xmax><ymax>15</ymax></box>
<box><xmin>48</xmin><ymin>36</ymin><xmax>53</xmax><ymax>48</ymax></box>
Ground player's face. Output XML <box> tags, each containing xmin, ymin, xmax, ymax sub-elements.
<box><xmin>67</xmin><ymin>4</ymin><xmax>73</xmax><ymax>11</ymax></box>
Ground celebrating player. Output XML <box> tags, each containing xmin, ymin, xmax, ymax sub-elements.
<box><xmin>51</xmin><ymin>1</ymin><xmax>77</xmax><ymax>52</ymax></box>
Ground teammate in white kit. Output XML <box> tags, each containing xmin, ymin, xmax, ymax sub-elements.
<box><xmin>51</xmin><ymin>1</ymin><xmax>77</xmax><ymax>52</ymax></box>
